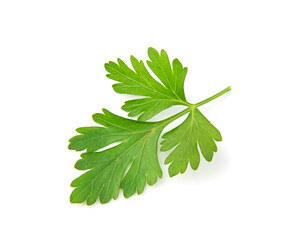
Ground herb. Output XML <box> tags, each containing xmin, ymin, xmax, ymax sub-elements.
<box><xmin>68</xmin><ymin>48</ymin><xmax>231</xmax><ymax>205</ymax></box>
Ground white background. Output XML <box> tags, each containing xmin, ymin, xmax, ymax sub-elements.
<box><xmin>1</xmin><ymin>0</ymin><xmax>289</xmax><ymax>239</ymax></box>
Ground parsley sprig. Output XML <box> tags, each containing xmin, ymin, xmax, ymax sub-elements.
<box><xmin>69</xmin><ymin>48</ymin><xmax>231</xmax><ymax>205</ymax></box>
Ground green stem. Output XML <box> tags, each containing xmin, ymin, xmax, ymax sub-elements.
<box><xmin>157</xmin><ymin>86</ymin><xmax>231</xmax><ymax>128</ymax></box>
<box><xmin>159</xmin><ymin>107</ymin><xmax>190</xmax><ymax>126</ymax></box>
<box><xmin>194</xmin><ymin>86</ymin><xmax>231</xmax><ymax>107</ymax></box>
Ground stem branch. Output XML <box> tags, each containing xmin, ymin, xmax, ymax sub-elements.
<box><xmin>156</xmin><ymin>86</ymin><xmax>231</xmax><ymax>128</ymax></box>
<box><xmin>159</xmin><ymin>107</ymin><xmax>190</xmax><ymax>126</ymax></box>
<box><xmin>195</xmin><ymin>86</ymin><xmax>231</xmax><ymax>107</ymax></box>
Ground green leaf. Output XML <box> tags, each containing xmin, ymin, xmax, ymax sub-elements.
<box><xmin>160</xmin><ymin>108</ymin><xmax>222</xmax><ymax>177</ymax></box>
<box><xmin>69</xmin><ymin>47</ymin><xmax>231</xmax><ymax>205</ymax></box>
<box><xmin>105</xmin><ymin>47</ymin><xmax>189</xmax><ymax>121</ymax></box>
<box><xmin>68</xmin><ymin>109</ymin><xmax>164</xmax><ymax>205</ymax></box>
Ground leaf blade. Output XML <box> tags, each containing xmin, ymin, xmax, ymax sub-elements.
<box><xmin>105</xmin><ymin>47</ymin><xmax>189</xmax><ymax>120</ymax></box>
<box><xmin>69</xmin><ymin>109</ymin><xmax>163</xmax><ymax>204</ymax></box>
<box><xmin>161</xmin><ymin>108</ymin><xmax>222</xmax><ymax>177</ymax></box>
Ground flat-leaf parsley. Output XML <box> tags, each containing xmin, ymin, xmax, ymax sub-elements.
<box><xmin>69</xmin><ymin>48</ymin><xmax>231</xmax><ymax>205</ymax></box>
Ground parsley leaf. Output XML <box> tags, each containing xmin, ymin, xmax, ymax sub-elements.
<box><xmin>69</xmin><ymin>48</ymin><xmax>231</xmax><ymax>205</ymax></box>
<box><xmin>105</xmin><ymin>48</ymin><xmax>189</xmax><ymax>121</ymax></box>
<box><xmin>161</xmin><ymin>108</ymin><xmax>222</xmax><ymax>177</ymax></box>
<box><xmin>69</xmin><ymin>109</ymin><xmax>162</xmax><ymax>204</ymax></box>
<box><xmin>69</xmin><ymin>108</ymin><xmax>186</xmax><ymax>204</ymax></box>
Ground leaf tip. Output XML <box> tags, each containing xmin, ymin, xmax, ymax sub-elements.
<box><xmin>168</xmin><ymin>170</ymin><xmax>178</xmax><ymax>177</ymax></box>
<box><xmin>147</xmin><ymin>47</ymin><xmax>158</xmax><ymax>56</ymax></box>
<box><xmin>147</xmin><ymin>46</ymin><xmax>155</xmax><ymax>52</ymax></box>
<box><xmin>160</xmin><ymin>49</ymin><xmax>167</xmax><ymax>55</ymax></box>
<box><xmin>67</xmin><ymin>143</ymin><xmax>74</xmax><ymax>150</ymax></box>
<box><xmin>101</xmin><ymin>108</ymin><xmax>110</xmax><ymax>115</ymax></box>
<box><xmin>130</xmin><ymin>55</ymin><xmax>137</xmax><ymax>61</ymax></box>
